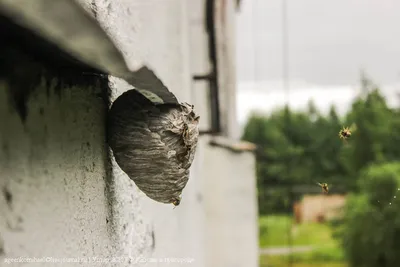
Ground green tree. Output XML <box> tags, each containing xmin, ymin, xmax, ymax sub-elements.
<box><xmin>242</xmin><ymin>77</ymin><xmax>400</xmax><ymax>215</ymax></box>
<box><xmin>242</xmin><ymin>112</ymin><xmax>294</xmax><ymax>213</ymax></box>
<box><xmin>243</xmin><ymin>108</ymin><xmax>318</xmax><ymax>214</ymax></box>
<box><xmin>310</xmin><ymin>105</ymin><xmax>348</xmax><ymax>187</ymax></box>
<box><xmin>345</xmin><ymin>88</ymin><xmax>395</xmax><ymax>176</ymax></box>
<box><xmin>340</xmin><ymin>163</ymin><xmax>400</xmax><ymax>267</ymax></box>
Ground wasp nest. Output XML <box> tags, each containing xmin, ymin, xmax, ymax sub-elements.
<box><xmin>107</xmin><ymin>89</ymin><xmax>199</xmax><ymax>206</ymax></box>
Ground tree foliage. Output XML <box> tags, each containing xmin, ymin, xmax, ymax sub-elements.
<box><xmin>242</xmin><ymin>79</ymin><xmax>400</xmax><ymax>215</ymax></box>
<box><xmin>242</xmin><ymin>76</ymin><xmax>400</xmax><ymax>265</ymax></box>
<box><xmin>340</xmin><ymin>163</ymin><xmax>400</xmax><ymax>267</ymax></box>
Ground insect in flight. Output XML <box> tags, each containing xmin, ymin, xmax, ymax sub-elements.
<box><xmin>316</xmin><ymin>182</ymin><xmax>330</xmax><ymax>194</ymax></box>
<box><xmin>338</xmin><ymin>124</ymin><xmax>357</xmax><ymax>143</ymax></box>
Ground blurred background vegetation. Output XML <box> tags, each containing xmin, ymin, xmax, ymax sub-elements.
<box><xmin>242</xmin><ymin>77</ymin><xmax>400</xmax><ymax>267</ymax></box>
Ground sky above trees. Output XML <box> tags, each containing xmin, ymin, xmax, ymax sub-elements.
<box><xmin>235</xmin><ymin>0</ymin><xmax>400</xmax><ymax>127</ymax></box>
<box><xmin>236</xmin><ymin>0</ymin><xmax>400</xmax><ymax>86</ymax></box>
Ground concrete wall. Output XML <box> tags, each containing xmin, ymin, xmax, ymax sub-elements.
<box><xmin>77</xmin><ymin>1</ymin><xmax>206</xmax><ymax>266</ymax></box>
<box><xmin>187</xmin><ymin>0</ymin><xmax>213</xmax><ymax>132</ymax></box>
<box><xmin>187</xmin><ymin>3</ymin><xmax>258</xmax><ymax>265</ymax></box>
<box><xmin>0</xmin><ymin>71</ymin><xmax>115</xmax><ymax>264</ymax></box>
<box><xmin>215</xmin><ymin>0</ymin><xmax>240</xmax><ymax>139</ymax></box>
<box><xmin>0</xmin><ymin>1</ymin><xmax>258</xmax><ymax>267</ymax></box>
<box><xmin>199</xmin><ymin>136</ymin><xmax>259</xmax><ymax>267</ymax></box>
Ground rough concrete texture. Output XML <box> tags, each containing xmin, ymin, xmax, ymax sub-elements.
<box><xmin>214</xmin><ymin>0</ymin><xmax>240</xmax><ymax>139</ymax></box>
<box><xmin>200</xmin><ymin>136</ymin><xmax>259</xmax><ymax>267</ymax></box>
<box><xmin>77</xmin><ymin>1</ymin><xmax>257</xmax><ymax>267</ymax></box>
<box><xmin>0</xmin><ymin>1</ymin><xmax>258</xmax><ymax>266</ymax></box>
<box><xmin>186</xmin><ymin>0</ymin><xmax>213</xmax><ymax>132</ymax></box>
<box><xmin>78</xmin><ymin>0</ymin><xmax>192</xmax><ymax>102</ymax></box>
<box><xmin>0</xmin><ymin>77</ymin><xmax>114</xmax><ymax>265</ymax></box>
<box><xmin>77</xmin><ymin>1</ymin><xmax>204</xmax><ymax>266</ymax></box>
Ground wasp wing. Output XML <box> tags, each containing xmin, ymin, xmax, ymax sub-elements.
<box><xmin>350</xmin><ymin>123</ymin><xmax>357</xmax><ymax>132</ymax></box>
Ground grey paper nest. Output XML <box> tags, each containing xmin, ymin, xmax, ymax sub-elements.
<box><xmin>107</xmin><ymin>89</ymin><xmax>199</xmax><ymax>205</ymax></box>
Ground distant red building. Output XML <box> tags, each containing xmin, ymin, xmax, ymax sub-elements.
<box><xmin>293</xmin><ymin>194</ymin><xmax>346</xmax><ymax>224</ymax></box>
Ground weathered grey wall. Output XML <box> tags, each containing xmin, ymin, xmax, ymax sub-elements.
<box><xmin>187</xmin><ymin>0</ymin><xmax>212</xmax><ymax>132</ymax></box>
<box><xmin>78</xmin><ymin>1</ymin><xmax>206</xmax><ymax>266</ymax></box>
<box><xmin>0</xmin><ymin>1</ymin><xmax>258</xmax><ymax>266</ymax></box>
<box><xmin>77</xmin><ymin>1</ymin><xmax>257</xmax><ymax>266</ymax></box>
<box><xmin>0</xmin><ymin>69</ymin><xmax>115</xmax><ymax>265</ymax></box>
<box><xmin>199</xmin><ymin>137</ymin><xmax>259</xmax><ymax>267</ymax></box>
<box><xmin>215</xmin><ymin>0</ymin><xmax>240</xmax><ymax>139</ymax></box>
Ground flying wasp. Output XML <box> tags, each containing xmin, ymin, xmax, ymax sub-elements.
<box><xmin>316</xmin><ymin>182</ymin><xmax>330</xmax><ymax>194</ymax></box>
<box><xmin>339</xmin><ymin>123</ymin><xmax>357</xmax><ymax>142</ymax></box>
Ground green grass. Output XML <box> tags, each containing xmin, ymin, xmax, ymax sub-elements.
<box><xmin>260</xmin><ymin>244</ymin><xmax>345</xmax><ymax>266</ymax></box>
<box><xmin>259</xmin><ymin>215</ymin><xmax>337</xmax><ymax>247</ymax></box>
<box><xmin>291</xmin><ymin>244</ymin><xmax>345</xmax><ymax>262</ymax></box>
<box><xmin>259</xmin><ymin>215</ymin><xmax>347</xmax><ymax>266</ymax></box>
<box><xmin>260</xmin><ymin>254</ymin><xmax>347</xmax><ymax>267</ymax></box>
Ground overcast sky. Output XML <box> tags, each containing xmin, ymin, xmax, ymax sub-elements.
<box><xmin>236</xmin><ymin>0</ymin><xmax>400</xmax><ymax>124</ymax></box>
